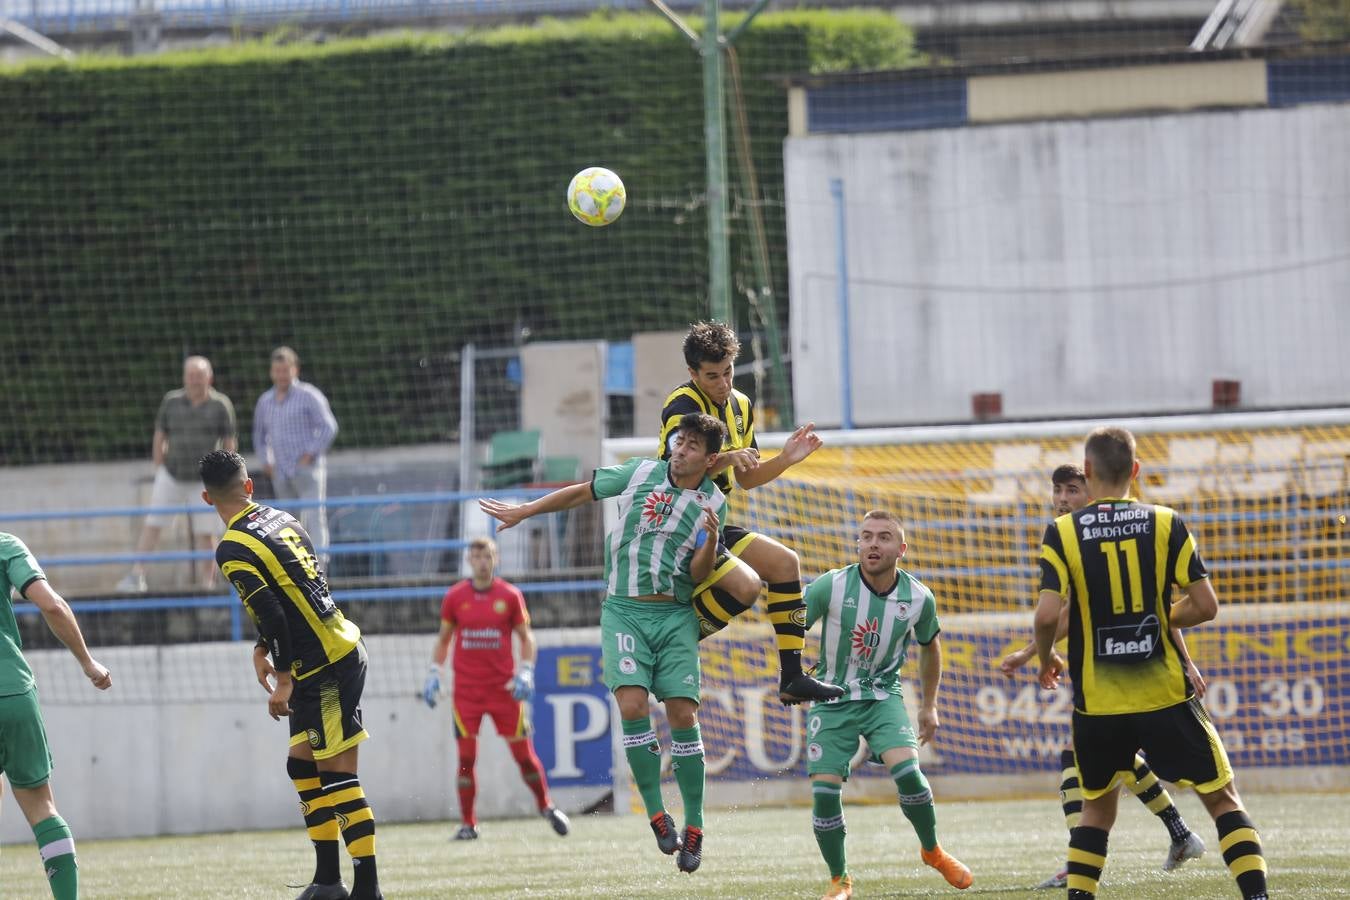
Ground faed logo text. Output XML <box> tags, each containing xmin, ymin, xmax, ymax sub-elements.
<box><xmin>850</xmin><ymin>617</ymin><xmax>882</xmax><ymax>660</ymax></box>
<box><xmin>641</xmin><ymin>491</ymin><xmax>675</xmax><ymax>529</ymax></box>
<box><xmin>1103</xmin><ymin>633</ymin><xmax>1153</xmax><ymax>656</ymax></box>
<box><xmin>1096</xmin><ymin>615</ymin><xmax>1161</xmax><ymax>660</ymax></box>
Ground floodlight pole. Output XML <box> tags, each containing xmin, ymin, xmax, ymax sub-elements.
<box><xmin>703</xmin><ymin>0</ymin><xmax>731</xmax><ymax>327</ymax></box>
<box><xmin>649</xmin><ymin>0</ymin><xmax>772</xmax><ymax>331</ymax></box>
<box><xmin>651</xmin><ymin>0</ymin><xmax>793</xmax><ymax>423</ymax></box>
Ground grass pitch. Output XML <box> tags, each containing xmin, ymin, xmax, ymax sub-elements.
<box><xmin>2</xmin><ymin>791</ymin><xmax>1344</xmax><ymax>897</ymax></box>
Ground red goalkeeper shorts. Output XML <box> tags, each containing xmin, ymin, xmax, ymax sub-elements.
<box><xmin>452</xmin><ymin>688</ymin><xmax>528</xmax><ymax>740</ymax></box>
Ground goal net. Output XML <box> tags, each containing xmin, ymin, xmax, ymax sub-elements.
<box><xmin>605</xmin><ymin>408</ymin><xmax>1350</xmax><ymax>806</ymax></box>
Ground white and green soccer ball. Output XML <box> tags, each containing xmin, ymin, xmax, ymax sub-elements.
<box><xmin>566</xmin><ymin>166</ymin><xmax>626</xmax><ymax>227</ymax></box>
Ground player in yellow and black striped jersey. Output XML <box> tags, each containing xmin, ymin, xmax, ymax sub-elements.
<box><xmin>658</xmin><ymin>321</ymin><xmax>843</xmax><ymax>706</ymax></box>
<box><xmin>200</xmin><ymin>449</ymin><xmax>383</xmax><ymax>900</ymax></box>
<box><xmin>1032</xmin><ymin>428</ymin><xmax>1267</xmax><ymax>900</ymax></box>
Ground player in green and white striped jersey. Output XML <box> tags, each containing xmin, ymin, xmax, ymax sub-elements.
<box><xmin>479</xmin><ymin>412</ymin><xmax>727</xmax><ymax>875</ymax></box>
<box><xmin>803</xmin><ymin>510</ymin><xmax>972</xmax><ymax>900</ymax></box>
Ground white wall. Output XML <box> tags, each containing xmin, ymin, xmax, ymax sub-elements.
<box><xmin>786</xmin><ymin>103</ymin><xmax>1350</xmax><ymax>426</ymax></box>
<box><xmin>1</xmin><ymin>631</ymin><xmax>611</xmax><ymax>844</ymax></box>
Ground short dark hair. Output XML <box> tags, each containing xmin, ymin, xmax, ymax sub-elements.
<box><xmin>677</xmin><ymin>412</ymin><xmax>727</xmax><ymax>456</ymax></box>
<box><xmin>1051</xmin><ymin>463</ymin><xmax>1086</xmax><ymax>486</ymax></box>
<box><xmin>200</xmin><ymin>449</ymin><xmax>248</xmax><ymax>492</ymax></box>
<box><xmin>271</xmin><ymin>346</ymin><xmax>299</xmax><ymax>367</ymax></box>
<box><xmin>1084</xmin><ymin>427</ymin><xmax>1136</xmax><ymax>485</ymax></box>
<box><xmin>862</xmin><ymin>509</ymin><xmax>904</xmax><ymax>538</ymax></box>
<box><xmin>682</xmin><ymin>321</ymin><xmax>741</xmax><ymax>370</ymax></box>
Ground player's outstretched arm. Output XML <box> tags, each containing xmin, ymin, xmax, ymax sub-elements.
<box><xmin>479</xmin><ymin>482</ymin><xmax>594</xmax><ymax>530</ymax></box>
<box><xmin>24</xmin><ymin>579</ymin><xmax>111</xmax><ymax>690</ymax></box>
<box><xmin>734</xmin><ymin>423</ymin><xmax>822</xmax><ymax>490</ymax></box>
<box><xmin>917</xmin><ymin>637</ymin><xmax>942</xmax><ymax>745</ymax></box>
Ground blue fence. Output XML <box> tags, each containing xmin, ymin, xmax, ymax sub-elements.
<box><xmin>4</xmin><ymin>486</ymin><xmax>608</xmax><ymax>640</ymax></box>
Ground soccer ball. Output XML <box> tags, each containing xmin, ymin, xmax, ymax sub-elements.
<box><xmin>567</xmin><ymin>167</ymin><xmax>626</xmax><ymax>227</ymax></box>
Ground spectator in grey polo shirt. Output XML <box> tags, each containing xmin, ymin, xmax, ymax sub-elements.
<box><xmin>117</xmin><ymin>356</ymin><xmax>237</xmax><ymax>593</ymax></box>
<box><xmin>252</xmin><ymin>346</ymin><xmax>339</xmax><ymax>554</ymax></box>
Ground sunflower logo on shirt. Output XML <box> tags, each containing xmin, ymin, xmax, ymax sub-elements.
<box><xmin>850</xmin><ymin>618</ymin><xmax>882</xmax><ymax>661</ymax></box>
<box><xmin>641</xmin><ymin>491</ymin><xmax>675</xmax><ymax>529</ymax></box>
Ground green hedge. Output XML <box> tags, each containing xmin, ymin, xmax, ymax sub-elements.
<box><xmin>0</xmin><ymin>11</ymin><xmax>918</xmax><ymax>464</ymax></box>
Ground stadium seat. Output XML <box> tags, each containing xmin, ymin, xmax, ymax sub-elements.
<box><xmin>1149</xmin><ymin>437</ymin><xmax>1219</xmax><ymax>503</ymax></box>
<box><xmin>481</xmin><ymin>429</ymin><xmax>541</xmax><ymax>489</ymax></box>
<box><xmin>540</xmin><ymin>455</ymin><xmax>580</xmax><ymax>484</ymax></box>
<box><xmin>1299</xmin><ymin>439</ymin><xmax>1350</xmax><ymax>498</ymax></box>
<box><xmin>967</xmin><ymin>443</ymin><xmax>1042</xmax><ymax>504</ymax></box>
<box><xmin>1230</xmin><ymin>434</ymin><xmax>1303</xmax><ymax>497</ymax></box>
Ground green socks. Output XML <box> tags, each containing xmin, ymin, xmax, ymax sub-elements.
<box><xmin>670</xmin><ymin>725</ymin><xmax>706</xmax><ymax>829</ymax></box>
<box><xmin>892</xmin><ymin>758</ymin><xmax>938</xmax><ymax>851</ymax></box>
<box><xmin>811</xmin><ymin>780</ymin><xmax>847</xmax><ymax>878</ymax></box>
<box><xmin>622</xmin><ymin>717</ymin><xmax>666</xmax><ymax>818</ymax></box>
<box><xmin>33</xmin><ymin>815</ymin><xmax>78</xmax><ymax>900</ymax></box>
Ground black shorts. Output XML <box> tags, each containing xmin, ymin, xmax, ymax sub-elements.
<box><xmin>718</xmin><ymin>524</ymin><xmax>758</xmax><ymax>558</ymax></box>
<box><xmin>1072</xmin><ymin>697</ymin><xmax>1234</xmax><ymax>799</ymax></box>
<box><xmin>289</xmin><ymin>642</ymin><xmax>370</xmax><ymax>761</ymax></box>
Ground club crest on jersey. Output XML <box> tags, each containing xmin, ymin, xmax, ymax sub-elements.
<box><xmin>493</xmin><ymin>599</ymin><xmax>508</xmax><ymax>614</ymax></box>
<box><xmin>639</xmin><ymin>491</ymin><xmax>675</xmax><ymax>531</ymax></box>
<box><xmin>850</xmin><ymin>617</ymin><xmax>882</xmax><ymax>660</ymax></box>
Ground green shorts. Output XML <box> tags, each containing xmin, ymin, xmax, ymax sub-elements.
<box><xmin>601</xmin><ymin>596</ymin><xmax>701</xmax><ymax>702</ymax></box>
<box><xmin>0</xmin><ymin>687</ymin><xmax>54</xmax><ymax>789</ymax></box>
<box><xmin>806</xmin><ymin>695</ymin><xmax>917</xmax><ymax>778</ymax></box>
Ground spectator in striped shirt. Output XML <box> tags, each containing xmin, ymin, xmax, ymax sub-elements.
<box><xmin>252</xmin><ymin>346</ymin><xmax>339</xmax><ymax>553</ymax></box>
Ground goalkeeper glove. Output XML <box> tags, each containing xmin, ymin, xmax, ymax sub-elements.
<box><xmin>509</xmin><ymin>663</ymin><xmax>535</xmax><ymax>701</ymax></box>
<box><xmin>422</xmin><ymin>665</ymin><xmax>441</xmax><ymax>709</ymax></box>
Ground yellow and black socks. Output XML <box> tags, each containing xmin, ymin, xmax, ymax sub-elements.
<box><xmin>1067</xmin><ymin>825</ymin><xmax>1108</xmax><ymax>898</ymax></box>
<box><xmin>766</xmin><ymin>580</ymin><xmax>807</xmax><ymax>684</ymax></box>
<box><xmin>1123</xmin><ymin>754</ymin><xmax>1191</xmax><ymax>841</ymax></box>
<box><xmin>32</xmin><ymin>815</ymin><xmax>77</xmax><ymax>900</ymax></box>
<box><xmin>622</xmin><ymin>717</ymin><xmax>666</xmax><ymax>818</ymax></box>
<box><xmin>1216</xmin><ymin>809</ymin><xmax>1268</xmax><ymax>899</ymax></box>
<box><xmin>892</xmin><ymin>758</ymin><xmax>938</xmax><ymax>851</ymax></box>
<box><xmin>1059</xmin><ymin>748</ymin><xmax>1083</xmax><ymax>831</ymax></box>
<box><xmin>670</xmin><ymin>725</ymin><xmax>705</xmax><ymax>829</ymax></box>
<box><xmin>320</xmin><ymin>770</ymin><xmax>379</xmax><ymax>897</ymax></box>
<box><xmin>811</xmin><ymin>781</ymin><xmax>847</xmax><ymax>878</ymax></box>
<box><xmin>288</xmin><ymin>756</ymin><xmax>340</xmax><ymax>886</ymax></box>
<box><xmin>693</xmin><ymin>586</ymin><xmax>753</xmax><ymax>642</ymax></box>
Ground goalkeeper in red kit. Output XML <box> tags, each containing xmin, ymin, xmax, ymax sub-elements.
<box><xmin>422</xmin><ymin>536</ymin><xmax>570</xmax><ymax>840</ymax></box>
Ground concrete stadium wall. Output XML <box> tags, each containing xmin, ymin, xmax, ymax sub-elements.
<box><xmin>785</xmin><ymin>102</ymin><xmax>1350</xmax><ymax>427</ymax></box>
<box><xmin>0</xmin><ymin>631</ymin><xmax>611</xmax><ymax>844</ymax></box>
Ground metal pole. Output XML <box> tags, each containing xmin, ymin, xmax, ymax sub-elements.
<box><xmin>831</xmin><ymin>179</ymin><xmax>853</xmax><ymax>429</ymax></box>
<box><xmin>703</xmin><ymin>0</ymin><xmax>732</xmax><ymax>327</ymax></box>
<box><xmin>458</xmin><ymin>342</ymin><xmax>476</xmax><ymax>496</ymax></box>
